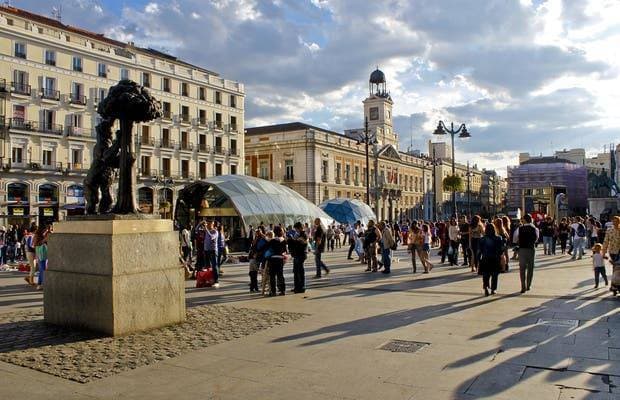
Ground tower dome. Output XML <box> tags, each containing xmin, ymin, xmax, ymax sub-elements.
<box><xmin>368</xmin><ymin>67</ymin><xmax>388</xmax><ymax>97</ymax></box>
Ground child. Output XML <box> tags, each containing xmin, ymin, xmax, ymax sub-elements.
<box><xmin>592</xmin><ymin>243</ymin><xmax>608</xmax><ymax>288</ymax></box>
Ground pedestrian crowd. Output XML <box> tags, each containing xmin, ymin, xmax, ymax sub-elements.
<box><xmin>1</xmin><ymin>223</ymin><xmax>51</xmax><ymax>290</ymax></box>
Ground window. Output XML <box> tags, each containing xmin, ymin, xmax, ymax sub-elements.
<box><xmin>162</xmin><ymin>128</ymin><xmax>170</xmax><ymax>147</ymax></box>
<box><xmin>181</xmin><ymin>131</ymin><xmax>189</xmax><ymax>149</ymax></box>
<box><xmin>354</xmin><ymin>166</ymin><xmax>360</xmax><ymax>184</ymax></box>
<box><xmin>230</xmin><ymin>95</ymin><xmax>236</xmax><ymax>108</ymax></box>
<box><xmin>162</xmin><ymin>77</ymin><xmax>170</xmax><ymax>92</ymax></box>
<box><xmin>230</xmin><ymin>165</ymin><xmax>237</xmax><ymax>175</ymax></box>
<box><xmin>345</xmin><ymin>164</ymin><xmax>351</xmax><ymax>182</ymax></box>
<box><xmin>162</xmin><ymin>158</ymin><xmax>171</xmax><ymax>176</ymax></box>
<box><xmin>180</xmin><ymin>105</ymin><xmax>190</xmax><ymax>123</ymax></box>
<box><xmin>44</xmin><ymin>50</ymin><xmax>56</xmax><ymax>66</ymax></box>
<box><xmin>181</xmin><ymin>82</ymin><xmax>189</xmax><ymax>97</ymax></box>
<box><xmin>12</xmin><ymin>105</ymin><xmax>25</xmax><ymax>121</ymax></box>
<box><xmin>42</xmin><ymin>109</ymin><xmax>55</xmax><ymax>129</ymax></box>
<box><xmin>162</xmin><ymin>102</ymin><xmax>171</xmax><ymax>119</ymax></box>
<box><xmin>42</xmin><ymin>150</ymin><xmax>53</xmax><ymax>166</ymax></box>
<box><xmin>215</xmin><ymin>113</ymin><xmax>222</xmax><ymax>129</ymax></box>
<box><xmin>71</xmin><ymin>149</ymin><xmax>83</xmax><ymax>169</ymax></box>
<box><xmin>98</xmin><ymin>63</ymin><xmax>107</xmax><ymax>78</ymax></box>
<box><xmin>215</xmin><ymin>163</ymin><xmax>222</xmax><ymax>176</ymax></box>
<box><xmin>120</xmin><ymin>68</ymin><xmax>129</xmax><ymax>80</ymax></box>
<box><xmin>199</xmin><ymin>87</ymin><xmax>206</xmax><ymax>100</ymax></box>
<box><xmin>199</xmin><ymin>134</ymin><xmax>207</xmax><ymax>151</ymax></box>
<box><xmin>42</xmin><ymin>77</ymin><xmax>57</xmax><ymax>99</ymax></box>
<box><xmin>215</xmin><ymin>136</ymin><xmax>222</xmax><ymax>153</ymax></box>
<box><xmin>181</xmin><ymin>160</ymin><xmax>190</xmax><ymax>178</ymax></box>
<box><xmin>141</xmin><ymin>125</ymin><xmax>151</xmax><ymax>145</ymax></box>
<box><xmin>13</xmin><ymin>70</ymin><xmax>29</xmax><ymax>94</ymax></box>
<box><xmin>369</xmin><ymin>107</ymin><xmax>379</xmax><ymax>120</ymax></box>
<box><xmin>71</xmin><ymin>114</ymin><xmax>82</xmax><ymax>128</ymax></box>
<box><xmin>259</xmin><ymin>161</ymin><xmax>269</xmax><ymax>179</ymax></box>
<box><xmin>198</xmin><ymin>109</ymin><xmax>207</xmax><ymax>125</ymax></box>
<box><xmin>336</xmin><ymin>162</ymin><xmax>342</xmax><ymax>181</ymax></box>
<box><xmin>230</xmin><ymin>116</ymin><xmax>237</xmax><ymax>131</ymax></box>
<box><xmin>140</xmin><ymin>156</ymin><xmax>151</xmax><ymax>176</ymax></box>
<box><xmin>72</xmin><ymin>56</ymin><xmax>82</xmax><ymax>72</ymax></box>
<box><xmin>142</xmin><ymin>72</ymin><xmax>150</xmax><ymax>88</ymax></box>
<box><xmin>230</xmin><ymin>139</ymin><xmax>237</xmax><ymax>156</ymax></box>
<box><xmin>14</xmin><ymin>42</ymin><xmax>26</xmax><ymax>58</ymax></box>
<box><xmin>12</xmin><ymin>147</ymin><xmax>23</xmax><ymax>164</ymax></box>
<box><xmin>215</xmin><ymin>91</ymin><xmax>221</xmax><ymax>104</ymax></box>
<box><xmin>285</xmin><ymin>160</ymin><xmax>294</xmax><ymax>180</ymax></box>
<box><xmin>199</xmin><ymin>162</ymin><xmax>207</xmax><ymax>179</ymax></box>
<box><xmin>71</xmin><ymin>82</ymin><xmax>84</xmax><ymax>104</ymax></box>
<box><xmin>321</xmin><ymin>160</ymin><xmax>328</xmax><ymax>182</ymax></box>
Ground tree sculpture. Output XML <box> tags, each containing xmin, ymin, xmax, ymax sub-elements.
<box><xmin>84</xmin><ymin>117</ymin><xmax>119</xmax><ymax>214</ymax></box>
<box><xmin>85</xmin><ymin>80</ymin><xmax>162</xmax><ymax>214</ymax></box>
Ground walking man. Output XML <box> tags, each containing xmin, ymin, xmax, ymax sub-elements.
<box><xmin>287</xmin><ymin>222</ymin><xmax>308</xmax><ymax>293</ymax></box>
<box><xmin>379</xmin><ymin>221</ymin><xmax>395</xmax><ymax>274</ymax></box>
<box><xmin>347</xmin><ymin>222</ymin><xmax>359</xmax><ymax>260</ymax></box>
<box><xmin>514</xmin><ymin>214</ymin><xmax>539</xmax><ymax>293</ymax></box>
<box><xmin>313</xmin><ymin>218</ymin><xmax>330</xmax><ymax>278</ymax></box>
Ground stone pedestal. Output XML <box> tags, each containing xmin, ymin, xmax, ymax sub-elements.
<box><xmin>44</xmin><ymin>218</ymin><xmax>186</xmax><ymax>336</ymax></box>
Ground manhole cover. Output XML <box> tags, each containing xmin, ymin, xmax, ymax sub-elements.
<box><xmin>536</xmin><ymin>318</ymin><xmax>579</xmax><ymax>328</ymax></box>
<box><xmin>379</xmin><ymin>340</ymin><xmax>429</xmax><ymax>353</ymax></box>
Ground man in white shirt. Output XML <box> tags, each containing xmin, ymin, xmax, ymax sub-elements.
<box><xmin>571</xmin><ymin>217</ymin><xmax>587</xmax><ymax>260</ymax></box>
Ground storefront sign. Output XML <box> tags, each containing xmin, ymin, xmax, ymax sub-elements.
<box><xmin>43</xmin><ymin>207</ymin><xmax>54</xmax><ymax>217</ymax></box>
<box><xmin>10</xmin><ymin>207</ymin><xmax>24</xmax><ymax>216</ymax></box>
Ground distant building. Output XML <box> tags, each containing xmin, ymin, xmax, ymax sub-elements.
<box><xmin>507</xmin><ymin>157</ymin><xmax>587</xmax><ymax>215</ymax></box>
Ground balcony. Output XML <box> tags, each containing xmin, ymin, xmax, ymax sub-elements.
<box><xmin>180</xmin><ymin>114</ymin><xmax>191</xmax><ymax>124</ymax></box>
<box><xmin>45</xmin><ymin>59</ymin><xmax>56</xmax><ymax>66</ymax></box>
<box><xmin>66</xmin><ymin>126</ymin><xmax>93</xmax><ymax>138</ymax></box>
<box><xmin>229</xmin><ymin>123</ymin><xmax>238</xmax><ymax>132</ymax></box>
<box><xmin>181</xmin><ymin>171</ymin><xmax>194</xmax><ymax>180</ymax></box>
<box><xmin>163</xmin><ymin>85</ymin><xmax>171</xmax><ymax>93</ymax></box>
<box><xmin>15</xmin><ymin>51</ymin><xmax>26</xmax><ymax>59</ymax></box>
<box><xmin>161</xmin><ymin>169</ymin><xmax>172</xmax><ymax>178</ymax></box>
<box><xmin>139</xmin><ymin>168</ymin><xmax>159</xmax><ymax>178</ymax></box>
<box><xmin>41</xmin><ymin>88</ymin><xmax>60</xmax><ymax>101</ymax></box>
<box><xmin>228</xmin><ymin>148</ymin><xmax>239</xmax><ymax>157</ymax></box>
<box><xmin>196</xmin><ymin>117</ymin><xmax>208</xmax><ymax>127</ymax></box>
<box><xmin>214</xmin><ymin>120</ymin><xmax>223</xmax><ymax>130</ymax></box>
<box><xmin>159</xmin><ymin>139</ymin><xmax>176</xmax><ymax>150</ymax></box>
<box><xmin>161</xmin><ymin>110</ymin><xmax>173</xmax><ymax>121</ymax></box>
<box><xmin>98</xmin><ymin>72</ymin><xmax>107</xmax><ymax>78</ymax></box>
<box><xmin>180</xmin><ymin>141</ymin><xmax>193</xmax><ymax>151</ymax></box>
<box><xmin>335</xmin><ymin>177</ymin><xmax>341</xmax><ymax>184</ymax></box>
<box><xmin>197</xmin><ymin>143</ymin><xmax>210</xmax><ymax>153</ymax></box>
<box><xmin>10</xmin><ymin>119</ymin><xmax>63</xmax><ymax>135</ymax></box>
<box><xmin>69</xmin><ymin>93</ymin><xmax>87</xmax><ymax>106</ymax></box>
<box><xmin>214</xmin><ymin>146</ymin><xmax>227</xmax><ymax>156</ymax></box>
<box><xmin>0</xmin><ymin>79</ymin><xmax>7</xmax><ymax>93</ymax></box>
<box><xmin>73</xmin><ymin>66</ymin><xmax>83</xmax><ymax>72</ymax></box>
<box><xmin>283</xmin><ymin>175</ymin><xmax>294</xmax><ymax>182</ymax></box>
<box><xmin>11</xmin><ymin>82</ymin><xmax>31</xmax><ymax>96</ymax></box>
<box><xmin>321</xmin><ymin>175</ymin><xmax>328</xmax><ymax>183</ymax></box>
<box><xmin>139</xmin><ymin>136</ymin><xmax>156</xmax><ymax>146</ymax></box>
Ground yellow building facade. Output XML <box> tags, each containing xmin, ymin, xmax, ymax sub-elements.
<box><xmin>0</xmin><ymin>5</ymin><xmax>244</xmax><ymax>226</ymax></box>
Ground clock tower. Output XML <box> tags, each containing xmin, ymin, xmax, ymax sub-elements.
<box><xmin>363</xmin><ymin>68</ymin><xmax>398</xmax><ymax>148</ymax></box>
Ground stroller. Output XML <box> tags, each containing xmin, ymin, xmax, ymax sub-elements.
<box><xmin>610</xmin><ymin>257</ymin><xmax>620</xmax><ymax>296</ymax></box>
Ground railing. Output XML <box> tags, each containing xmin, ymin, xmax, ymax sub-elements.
<box><xmin>229</xmin><ymin>123</ymin><xmax>238</xmax><ymax>132</ymax></box>
<box><xmin>0</xmin><ymin>79</ymin><xmax>7</xmax><ymax>93</ymax></box>
<box><xmin>197</xmin><ymin>143</ymin><xmax>210</xmax><ymax>153</ymax></box>
<box><xmin>66</xmin><ymin>162</ymin><xmax>89</xmax><ymax>172</ymax></box>
<box><xmin>98</xmin><ymin>72</ymin><xmax>107</xmax><ymax>78</ymax></box>
<box><xmin>66</xmin><ymin>126</ymin><xmax>93</xmax><ymax>137</ymax></box>
<box><xmin>11</xmin><ymin>82</ymin><xmax>31</xmax><ymax>96</ymax></box>
<box><xmin>228</xmin><ymin>148</ymin><xmax>239</xmax><ymax>157</ymax></box>
<box><xmin>159</xmin><ymin>139</ymin><xmax>176</xmax><ymax>149</ymax></box>
<box><xmin>180</xmin><ymin>114</ymin><xmax>191</xmax><ymax>124</ymax></box>
<box><xmin>161</xmin><ymin>169</ymin><xmax>172</xmax><ymax>178</ymax></box>
<box><xmin>161</xmin><ymin>110</ymin><xmax>173</xmax><ymax>120</ymax></box>
<box><xmin>139</xmin><ymin>168</ymin><xmax>159</xmax><ymax>177</ymax></box>
<box><xmin>73</xmin><ymin>66</ymin><xmax>83</xmax><ymax>72</ymax></box>
<box><xmin>335</xmin><ymin>177</ymin><xmax>341</xmax><ymax>184</ymax></box>
<box><xmin>321</xmin><ymin>175</ymin><xmax>328</xmax><ymax>183</ymax></box>
<box><xmin>214</xmin><ymin>146</ymin><xmax>227</xmax><ymax>155</ymax></box>
<box><xmin>45</xmin><ymin>59</ymin><xmax>56</xmax><ymax>66</ymax></box>
<box><xmin>283</xmin><ymin>175</ymin><xmax>294</xmax><ymax>181</ymax></box>
<box><xmin>139</xmin><ymin>136</ymin><xmax>155</xmax><ymax>146</ymax></box>
<box><xmin>180</xmin><ymin>142</ymin><xmax>193</xmax><ymax>151</ymax></box>
<box><xmin>197</xmin><ymin>117</ymin><xmax>208</xmax><ymax>126</ymax></box>
<box><xmin>15</xmin><ymin>51</ymin><xmax>26</xmax><ymax>59</ymax></box>
<box><xmin>181</xmin><ymin>171</ymin><xmax>194</xmax><ymax>180</ymax></box>
<box><xmin>214</xmin><ymin>120</ymin><xmax>223</xmax><ymax>130</ymax></box>
<box><xmin>10</xmin><ymin>119</ymin><xmax>63</xmax><ymax>135</ymax></box>
<box><xmin>41</xmin><ymin>88</ymin><xmax>60</xmax><ymax>101</ymax></box>
<box><xmin>163</xmin><ymin>85</ymin><xmax>171</xmax><ymax>93</ymax></box>
<box><xmin>69</xmin><ymin>93</ymin><xmax>87</xmax><ymax>105</ymax></box>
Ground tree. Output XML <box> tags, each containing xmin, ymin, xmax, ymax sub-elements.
<box><xmin>443</xmin><ymin>175</ymin><xmax>464</xmax><ymax>193</ymax></box>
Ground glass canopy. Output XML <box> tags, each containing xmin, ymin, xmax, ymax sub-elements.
<box><xmin>319</xmin><ymin>198</ymin><xmax>377</xmax><ymax>226</ymax></box>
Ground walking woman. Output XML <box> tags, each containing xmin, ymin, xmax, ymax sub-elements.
<box><xmin>478</xmin><ymin>223</ymin><xmax>505</xmax><ymax>296</ymax></box>
<box><xmin>494</xmin><ymin>218</ymin><xmax>510</xmax><ymax>272</ymax></box>
<box><xmin>558</xmin><ymin>218</ymin><xmax>570</xmax><ymax>254</ymax></box>
<box><xmin>420</xmin><ymin>224</ymin><xmax>434</xmax><ymax>273</ymax></box>
<box><xmin>470</xmin><ymin>215</ymin><xmax>485</xmax><ymax>273</ymax></box>
<box><xmin>501</xmin><ymin>217</ymin><xmax>511</xmax><ymax>270</ymax></box>
<box><xmin>407</xmin><ymin>223</ymin><xmax>423</xmax><ymax>273</ymax></box>
<box><xmin>33</xmin><ymin>225</ymin><xmax>50</xmax><ymax>291</ymax></box>
<box><xmin>603</xmin><ymin>216</ymin><xmax>620</xmax><ymax>266</ymax></box>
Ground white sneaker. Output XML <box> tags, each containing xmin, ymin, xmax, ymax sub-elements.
<box><xmin>213</xmin><ymin>283</ymin><xmax>220</xmax><ymax>288</ymax></box>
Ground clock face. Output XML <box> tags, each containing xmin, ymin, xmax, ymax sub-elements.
<box><xmin>369</xmin><ymin>107</ymin><xmax>379</xmax><ymax>120</ymax></box>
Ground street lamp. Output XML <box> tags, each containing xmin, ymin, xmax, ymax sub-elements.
<box><xmin>356</xmin><ymin>117</ymin><xmax>377</xmax><ymax>207</ymax></box>
<box><xmin>433</xmin><ymin>120</ymin><xmax>471</xmax><ymax>217</ymax></box>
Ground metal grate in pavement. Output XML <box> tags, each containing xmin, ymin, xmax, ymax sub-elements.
<box><xmin>378</xmin><ymin>340</ymin><xmax>429</xmax><ymax>353</ymax></box>
<box><xmin>536</xmin><ymin>318</ymin><xmax>579</xmax><ymax>328</ymax></box>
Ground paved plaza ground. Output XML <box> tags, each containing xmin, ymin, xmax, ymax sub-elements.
<box><xmin>1</xmin><ymin>246</ymin><xmax>620</xmax><ymax>399</ymax></box>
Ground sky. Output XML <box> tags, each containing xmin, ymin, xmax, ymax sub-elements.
<box><xmin>12</xmin><ymin>0</ymin><xmax>620</xmax><ymax>175</ymax></box>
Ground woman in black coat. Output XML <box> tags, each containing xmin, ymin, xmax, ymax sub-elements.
<box><xmin>478</xmin><ymin>223</ymin><xmax>506</xmax><ymax>296</ymax></box>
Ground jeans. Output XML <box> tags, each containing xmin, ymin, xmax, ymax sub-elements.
<box><xmin>0</xmin><ymin>245</ymin><xmax>6</xmax><ymax>265</ymax></box>
<box><xmin>542</xmin><ymin>236</ymin><xmax>553</xmax><ymax>254</ymax></box>
<box><xmin>205</xmin><ymin>250</ymin><xmax>219</xmax><ymax>282</ymax></box>
<box><xmin>480</xmin><ymin>258</ymin><xmax>499</xmax><ymax>291</ymax></box>
<box><xmin>293</xmin><ymin>255</ymin><xmax>306</xmax><ymax>292</ymax></box>
<box><xmin>347</xmin><ymin>240</ymin><xmax>355</xmax><ymax>258</ymax></box>
<box><xmin>594</xmin><ymin>266</ymin><xmax>608</xmax><ymax>287</ymax></box>
<box><xmin>268</xmin><ymin>257</ymin><xmax>285</xmax><ymax>294</ymax></box>
<box><xmin>38</xmin><ymin>259</ymin><xmax>47</xmax><ymax>285</ymax></box>
<box><xmin>315</xmin><ymin>251</ymin><xmax>328</xmax><ymax>276</ymax></box>
<box><xmin>449</xmin><ymin>240</ymin><xmax>459</xmax><ymax>265</ymax></box>
<box><xmin>518</xmin><ymin>248</ymin><xmax>535</xmax><ymax>291</ymax></box>
<box><xmin>382</xmin><ymin>247</ymin><xmax>391</xmax><ymax>272</ymax></box>
<box><xmin>572</xmin><ymin>237</ymin><xmax>585</xmax><ymax>259</ymax></box>
<box><xmin>26</xmin><ymin>251</ymin><xmax>36</xmax><ymax>282</ymax></box>
<box><xmin>460</xmin><ymin>238</ymin><xmax>470</xmax><ymax>264</ymax></box>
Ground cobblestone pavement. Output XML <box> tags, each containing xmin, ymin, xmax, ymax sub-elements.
<box><xmin>0</xmin><ymin>305</ymin><xmax>304</xmax><ymax>383</ymax></box>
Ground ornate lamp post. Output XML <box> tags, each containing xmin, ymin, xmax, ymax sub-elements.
<box><xmin>433</xmin><ymin>121</ymin><xmax>470</xmax><ymax>217</ymax></box>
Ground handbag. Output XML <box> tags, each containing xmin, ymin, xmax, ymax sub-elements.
<box><xmin>500</xmin><ymin>254</ymin><xmax>507</xmax><ymax>272</ymax></box>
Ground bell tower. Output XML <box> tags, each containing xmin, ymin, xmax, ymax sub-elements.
<box><xmin>363</xmin><ymin>67</ymin><xmax>398</xmax><ymax>148</ymax></box>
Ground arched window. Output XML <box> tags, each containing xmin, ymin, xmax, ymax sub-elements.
<box><xmin>138</xmin><ymin>187</ymin><xmax>154</xmax><ymax>213</ymax></box>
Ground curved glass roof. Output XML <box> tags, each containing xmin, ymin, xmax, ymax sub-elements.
<box><xmin>319</xmin><ymin>198</ymin><xmax>377</xmax><ymax>226</ymax></box>
<box><xmin>202</xmin><ymin>175</ymin><xmax>332</xmax><ymax>229</ymax></box>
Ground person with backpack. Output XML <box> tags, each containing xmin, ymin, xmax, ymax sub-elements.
<box><xmin>23</xmin><ymin>227</ymin><xmax>37</xmax><ymax>286</ymax></box>
<box><xmin>478</xmin><ymin>223</ymin><xmax>506</xmax><ymax>296</ymax></box>
<box><xmin>514</xmin><ymin>214</ymin><xmax>539</xmax><ymax>293</ymax></box>
<box><xmin>571</xmin><ymin>217</ymin><xmax>587</xmax><ymax>260</ymax></box>
<box><xmin>287</xmin><ymin>222</ymin><xmax>308</xmax><ymax>293</ymax></box>
<box><xmin>313</xmin><ymin>218</ymin><xmax>330</xmax><ymax>278</ymax></box>
<box><xmin>203</xmin><ymin>220</ymin><xmax>221</xmax><ymax>288</ymax></box>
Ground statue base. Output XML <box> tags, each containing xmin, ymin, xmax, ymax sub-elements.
<box><xmin>44</xmin><ymin>218</ymin><xmax>186</xmax><ymax>336</ymax></box>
